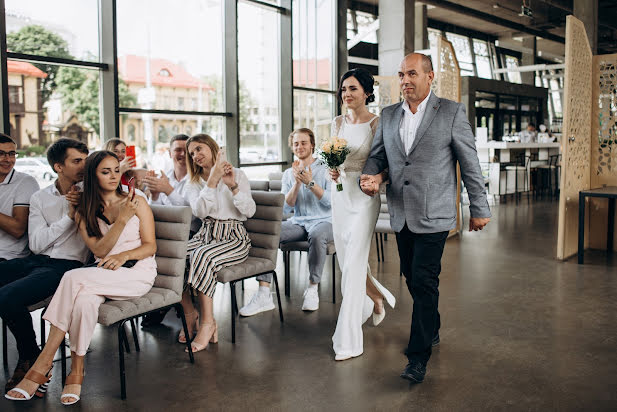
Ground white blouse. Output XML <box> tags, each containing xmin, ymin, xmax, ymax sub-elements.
<box><xmin>184</xmin><ymin>168</ymin><xmax>256</xmax><ymax>221</ymax></box>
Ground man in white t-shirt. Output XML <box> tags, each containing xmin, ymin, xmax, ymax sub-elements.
<box><xmin>0</xmin><ymin>134</ymin><xmax>39</xmax><ymax>261</ymax></box>
<box><xmin>141</xmin><ymin>134</ymin><xmax>200</xmax><ymax>326</ymax></box>
<box><xmin>0</xmin><ymin>138</ymin><xmax>90</xmax><ymax>393</ymax></box>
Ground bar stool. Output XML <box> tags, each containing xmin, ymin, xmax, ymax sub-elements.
<box><xmin>505</xmin><ymin>154</ymin><xmax>531</xmax><ymax>204</ymax></box>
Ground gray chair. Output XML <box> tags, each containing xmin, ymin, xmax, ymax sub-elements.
<box><xmin>374</xmin><ymin>193</ymin><xmax>394</xmax><ymax>263</ymax></box>
<box><xmin>217</xmin><ymin>191</ymin><xmax>285</xmax><ymax>343</ymax></box>
<box><xmin>268</xmin><ymin>171</ymin><xmax>337</xmax><ymax>303</ymax></box>
<box><xmin>60</xmin><ymin>205</ymin><xmax>194</xmax><ymax>400</ymax></box>
<box><xmin>249</xmin><ymin>180</ymin><xmax>269</xmax><ymax>191</ymax></box>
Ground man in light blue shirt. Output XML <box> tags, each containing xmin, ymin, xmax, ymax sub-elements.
<box><xmin>240</xmin><ymin>128</ymin><xmax>333</xmax><ymax>315</ymax></box>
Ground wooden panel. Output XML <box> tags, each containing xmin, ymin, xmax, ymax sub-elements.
<box><xmin>556</xmin><ymin>16</ymin><xmax>593</xmax><ymax>260</ymax></box>
<box><xmin>434</xmin><ymin>36</ymin><xmax>463</xmax><ymax>237</ymax></box>
<box><xmin>589</xmin><ymin>54</ymin><xmax>617</xmax><ymax>251</ymax></box>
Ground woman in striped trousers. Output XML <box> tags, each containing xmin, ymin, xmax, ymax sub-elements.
<box><xmin>181</xmin><ymin>134</ymin><xmax>256</xmax><ymax>352</ymax></box>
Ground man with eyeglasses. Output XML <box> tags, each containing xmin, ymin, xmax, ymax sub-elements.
<box><xmin>0</xmin><ymin>133</ymin><xmax>39</xmax><ymax>262</ymax></box>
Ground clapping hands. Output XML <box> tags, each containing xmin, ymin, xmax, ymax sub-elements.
<box><xmin>142</xmin><ymin>170</ymin><xmax>174</xmax><ymax>199</ymax></box>
<box><xmin>292</xmin><ymin>160</ymin><xmax>312</xmax><ymax>185</ymax></box>
<box><xmin>211</xmin><ymin>150</ymin><xmax>236</xmax><ymax>190</ymax></box>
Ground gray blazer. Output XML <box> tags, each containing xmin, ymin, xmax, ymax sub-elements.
<box><xmin>363</xmin><ymin>93</ymin><xmax>491</xmax><ymax>233</ymax></box>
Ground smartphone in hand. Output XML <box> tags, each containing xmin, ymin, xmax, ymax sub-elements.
<box><xmin>125</xmin><ymin>145</ymin><xmax>136</xmax><ymax>161</ymax></box>
<box><xmin>127</xmin><ymin>177</ymin><xmax>136</xmax><ymax>200</ymax></box>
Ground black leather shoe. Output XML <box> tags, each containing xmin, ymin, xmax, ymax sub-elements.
<box><xmin>141</xmin><ymin>308</ymin><xmax>170</xmax><ymax>327</ymax></box>
<box><xmin>400</xmin><ymin>360</ymin><xmax>426</xmax><ymax>383</ymax></box>
<box><xmin>432</xmin><ymin>333</ymin><xmax>440</xmax><ymax>347</ymax></box>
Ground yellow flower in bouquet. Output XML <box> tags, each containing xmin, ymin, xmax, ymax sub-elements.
<box><xmin>317</xmin><ymin>136</ymin><xmax>350</xmax><ymax>191</ymax></box>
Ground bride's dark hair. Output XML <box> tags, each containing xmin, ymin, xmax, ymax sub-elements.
<box><xmin>337</xmin><ymin>68</ymin><xmax>375</xmax><ymax>105</ymax></box>
<box><xmin>77</xmin><ymin>150</ymin><xmax>126</xmax><ymax>239</ymax></box>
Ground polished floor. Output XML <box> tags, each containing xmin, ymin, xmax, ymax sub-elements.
<box><xmin>1</xmin><ymin>199</ymin><xmax>616</xmax><ymax>411</ymax></box>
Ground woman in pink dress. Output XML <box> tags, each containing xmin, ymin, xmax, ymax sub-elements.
<box><xmin>6</xmin><ymin>150</ymin><xmax>157</xmax><ymax>405</ymax></box>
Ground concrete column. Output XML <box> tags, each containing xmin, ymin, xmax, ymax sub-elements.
<box><xmin>521</xmin><ymin>36</ymin><xmax>536</xmax><ymax>85</ymax></box>
<box><xmin>573</xmin><ymin>0</ymin><xmax>598</xmax><ymax>55</ymax></box>
<box><xmin>415</xmin><ymin>3</ymin><xmax>428</xmax><ymax>51</ymax></box>
<box><xmin>378</xmin><ymin>0</ymin><xmax>414</xmax><ymax>76</ymax></box>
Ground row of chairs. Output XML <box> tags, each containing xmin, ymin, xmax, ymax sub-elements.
<box><xmin>497</xmin><ymin>154</ymin><xmax>561</xmax><ymax>204</ymax></box>
<box><xmin>2</xmin><ymin>192</ymin><xmax>286</xmax><ymax>399</ymax></box>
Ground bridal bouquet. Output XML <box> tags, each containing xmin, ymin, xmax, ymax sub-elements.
<box><xmin>318</xmin><ymin>136</ymin><xmax>350</xmax><ymax>191</ymax></box>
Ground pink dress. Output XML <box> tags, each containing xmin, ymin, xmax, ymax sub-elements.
<box><xmin>43</xmin><ymin>215</ymin><xmax>157</xmax><ymax>356</ymax></box>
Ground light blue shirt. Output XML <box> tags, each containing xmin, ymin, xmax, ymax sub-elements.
<box><xmin>282</xmin><ymin>159</ymin><xmax>331</xmax><ymax>231</ymax></box>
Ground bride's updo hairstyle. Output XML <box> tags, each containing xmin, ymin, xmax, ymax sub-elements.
<box><xmin>337</xmin><ymin>68</ymin><xmax>375</xmax><ymax>105</ymax></box>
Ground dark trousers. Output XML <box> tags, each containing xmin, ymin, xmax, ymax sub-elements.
<box><xmin>0</xmin><ymin>255</ymin><xmax>82</xmax><ymax>360</ymax></box>
<box><xmin>396</xmin><ymin>225</ymin><xmax>448</xmax><ymax>365</ymax></box>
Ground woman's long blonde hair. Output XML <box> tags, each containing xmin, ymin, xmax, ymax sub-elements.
<box><xmin>104</xmin><ymin>138</ymin><xmax>126</xmax><ymax>152</ymax></box>
<box><xmin>185</xmin><ymin>134</ymin><xmax>219</xmax><ymax>183</ymax></box>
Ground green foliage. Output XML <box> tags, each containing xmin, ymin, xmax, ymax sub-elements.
<box><xmin>25</xmin><ymin>145</ymin><xmax>46</xmax><ymax>155</ymax></box>
<box><xmin>6</xmin><ymin>25</ymin><xmax>72</xmax><ymax>103</ymax></box>
<box><xmin>55</xmin><ymin>67</ymin><xmax>136</xmax><ymax>136</ymax></box>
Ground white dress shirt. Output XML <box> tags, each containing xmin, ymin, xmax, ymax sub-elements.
<box><xmin>150</xmin><ymin>168</ymin><xmax>201</xmax><ymax>232</ymax></box>
<box><xmin>184</xmin><ymin>168</ymin><xmax>256</xmax><ymax>221</ymax></box>
<box><xmin>28</xmin><ymin>182</ymin><xmax>90</xmax><ymax>263</ymax></box>
<box><xmin>0</xmin><ymin>169</ymin><xmax>40</xmax><ymax>259</ymax></box>
<box><xmin>399</xmin><ymin>90</ymin><xmax>432</xmax><ymax>154</ymax></box>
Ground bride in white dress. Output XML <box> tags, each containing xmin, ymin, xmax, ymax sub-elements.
<box><xmin>329</xmin><ymin>69</ymin><xmax>396</xmax><ymax>361</ymax></box>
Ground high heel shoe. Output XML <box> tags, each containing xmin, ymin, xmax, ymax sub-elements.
<box><xmin>372</xmin><ymin>300</ymin><xmax>386</xmax><ymax>326</ymax></box>
<box><xmin>368</xmin><ymin>270</ymin><xmax>396</xmax><ymax>326</ymax></box>
<box><xmin>186</xmin><ymin>322</ymin><xmax>218</xmax><ymax>353</ymax></box>
<box><xmin>178</xmin><ymin>310</ymin><xmax>199</xmax><ymax>344</ymax></box>
<box><xmin>5</xmin><ymin>367</ymin><xmax>52</xmax><ymax>401</ymax></box>
<box><xmin>60</xmin><ymin>371</ymin><xmax>84</xmax><ymax>406</ymax></box>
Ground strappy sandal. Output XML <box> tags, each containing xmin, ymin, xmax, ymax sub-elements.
<box><xmin>60</xmin><ymin>373</ymin><xmax>84</xmax><ymax>406</ymax></box>
<box><xmin>178</xmin><ymin>311</ymin><xmax>199</xmax><ymax>344</ymax></box>
<box><xmin>186</xmin><ymin>321</ymin><xmax>218</xmax><ymax>353</ymax></box>
<box><xmin>4</xmin><ymin>368</ymin><xmax>52</xmax><ymax>401</ymax></box>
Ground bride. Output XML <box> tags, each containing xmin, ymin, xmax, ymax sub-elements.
<box><xmin>330</xmin><ymin>68</ymin><xmax>396</xmax><ymax>361</ymax></box>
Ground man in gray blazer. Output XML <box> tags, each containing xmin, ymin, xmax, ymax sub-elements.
<box><xmin>361</xmin><ymin>53</ymin><xmax>491</xmax><ymax>383</ymax></box>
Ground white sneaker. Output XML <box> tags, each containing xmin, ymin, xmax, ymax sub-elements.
<box><xmin>239</xmin><ymin>291</ymin><xmax>275</xmax><ymax>317</ymax></box>
<box><xmin>302</xmin><ymin>287</ymin><xmax>319</xmax><ymax>311</ymax></box>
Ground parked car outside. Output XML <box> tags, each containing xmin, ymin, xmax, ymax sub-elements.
<box><xmin>14</xmin><ymin>157</ymin><xmax>57</xmax><ymax>181</ymax></box>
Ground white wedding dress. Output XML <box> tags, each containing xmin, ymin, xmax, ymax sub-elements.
<box><xmin>331</xmin><ymin>115</ymin><xmax>396</xmax><ymax>359</ymax></box>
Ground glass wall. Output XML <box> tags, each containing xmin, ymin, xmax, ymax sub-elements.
<box><xmin>4</xmin><ymin>0</ymin><xmax>103</xmax><ymax>188</ymax></box>
<box><xmin>292</xmin><ymin>0</ymin><xmax>336</xmax><ymax>146</ymax></box>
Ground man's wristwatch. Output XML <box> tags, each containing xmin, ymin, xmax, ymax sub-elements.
<box><xmin>306</xmin><ymin>180</ymin><xmax>315</xmax><ymax>189</ymax></box>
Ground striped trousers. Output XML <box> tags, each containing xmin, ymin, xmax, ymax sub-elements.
<box><xmin>186</xmin><ymin>218</ymin><xmax>251</xmax><ymax>297</ymax></box>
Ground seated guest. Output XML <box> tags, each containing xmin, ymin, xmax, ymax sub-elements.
<box><xmin>181</xmin><ymin>134</ymin><xmax>255</xmax><ymax>352</ymax></box>
<box><xmin>0</xmin><ymin>138</ymin><xmax>89</xmax><ymax>393</ymax></box>
<box><xmin>6</xmin><ymin>150</ymin><xmax>157</xmax><ymax>405</ymax></box>
<box><xmin>0</xmin><ymin>133</ymin><xmax>39</xmax><ymax>261</ymax></box>
<box><xmin>104</xmin><ymin>138</ymin><xmax>136</xmax><ymax>186</ymax></box>
<box><xmin>140</xmin><ymin>134</ymin><xmax>200</xmax><ymax>326</ymax></box>
<box><xmin>240</xmin><ymin>128</ymin><xmax>332</xmax><ymax>315</ymax></box>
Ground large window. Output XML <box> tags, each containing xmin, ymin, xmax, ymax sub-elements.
<box><xmin>117</xmin><ymin>0</ymin><xmax>225</xmax><ymax>166</ymax></box>
<box><xmin>473</xmin><ymin>40</ymin><xmax>493</xmax><ymax>79</ymax></box>
<box><xmin>238</xmin><ymin>0</ymin><xmax>282</xmax><ymax>165</ymax></box>
<box><xmin>293</xmin><ymin>0</ymin><xmax>336</xmax><ymax>145</ymax></box>
<box><xmin>4</xmin><ymin>0</ymin><xmax>104</xmax><ymax>191</ymax></box>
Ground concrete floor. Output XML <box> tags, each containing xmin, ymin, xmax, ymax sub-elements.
<box><xmin>1</xmin><ymin>199</ymin><xmax>616</xmax><ymax>411</ymax></box>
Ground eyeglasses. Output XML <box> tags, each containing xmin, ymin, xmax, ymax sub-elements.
<box><xmin>0</xmin><ymin>151</ymin><xmax>18</xmax><ymax>159</ymax></box>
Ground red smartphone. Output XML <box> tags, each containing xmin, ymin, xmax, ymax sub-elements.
<box><xmin>127</xmin><ymin>177</ymin><xmax>136</xmax><ymax>200</ymax></box>
<box><xmin>125</xmin><ymin>145</ymin><xmax>136</xmax><ymax>161</ymax></box>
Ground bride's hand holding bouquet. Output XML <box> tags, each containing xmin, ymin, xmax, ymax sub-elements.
<box><xmin>318</xmin><ymin>136</ymin><xmax>350</xmax><ymax>192</ymax></box>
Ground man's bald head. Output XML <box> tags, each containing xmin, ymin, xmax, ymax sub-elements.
<box><xmin>401</xmin><ymin>53</ymin><xmax>433</xmax><ymax>73</ymax></box>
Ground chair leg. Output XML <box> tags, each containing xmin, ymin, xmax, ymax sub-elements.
<box><xmin>175</xmin><ymin>304</ymin><xmax>194</xmax><ymax>363</ymax></box>
<box><xmin>117</xmin><ymin>321</ymin><xmax>127</xmax><ymax>400</ymax></box>
<box><xmin>60</xmin><ymin>337</ymin><xmax>67</xmax><ymax>386</ymax></box>
<box><xmin>122</xmin><ymin>324</ymin><xmax>131</xmax><ymax>354</ymax></box>
<box><xmin>379</xmin><ymin>233</ymin><xmax>385</xmax><ymax>261</ymax></box>
<box><xmin>284</xmin><ymin>251</ymin><xmax>290</xmax><ymax>297</ymax></box>
<box><xmin>40</xmin><ymin>308</ymin><xmax>47</xmax><ymax>347</ymax></box>
<box><xmin>375</xmin><ymin>233</ymin><xmax>380</xmax><ymax>262</ymax></box>
<box><xmin>130</xmin><ymin>318</ymin><xmax>140</xmax><ymax>352</ymax></box>
<box><xmin>272</xmin><ymin>272</ymin><xmax>284</xmax><ymax>323</ymax></box>
<box><xmin>3</xmin><ymin>320</ymin><xmax>8</xmax><ymax>370</ymax></box>
<box><xmin>331</xmin><ymin>254</ymin><xmax>336</xmax><ymax>304</ymax></box>
<box><xmin>230</xmin><ymin>282</ymin><xmax>237</xmax><ymax>344</ymax></box>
